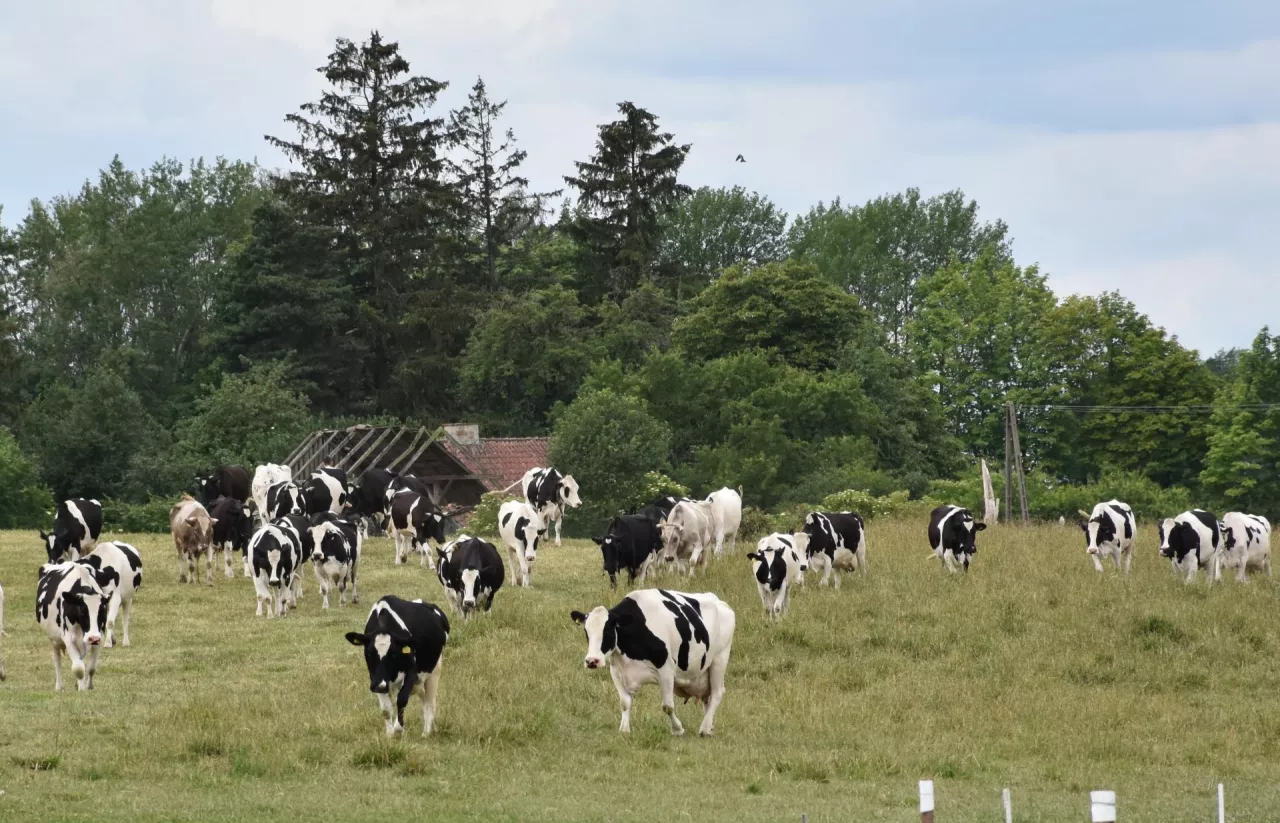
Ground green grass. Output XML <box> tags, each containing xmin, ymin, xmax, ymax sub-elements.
<box><xmin>1</xmin><ymin>520</ymin><xmax>1279</xmax><ymax>821</ymax></box>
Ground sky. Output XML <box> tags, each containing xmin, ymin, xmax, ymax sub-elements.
<box><xmin>1</xmin><ymin>0</ymin><xmax>1276</xmax><ymax>357</ymax></box>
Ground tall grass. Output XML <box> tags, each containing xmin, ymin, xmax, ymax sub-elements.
<box><xmin>0</xmin><ymin>521</ymin><xmax>1277</xmax><ymax>822</ymax></box>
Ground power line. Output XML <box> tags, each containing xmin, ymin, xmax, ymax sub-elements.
<box><xmin>1023</xmin><ymin>403</ymin><xmax>1280</xmax><ymax>414</ymax></box>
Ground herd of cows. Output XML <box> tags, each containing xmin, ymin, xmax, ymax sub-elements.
<box><xmin>0</xmin><ymin>462</ymin><xmax>1273</xmax><ymax>739</ymax></box>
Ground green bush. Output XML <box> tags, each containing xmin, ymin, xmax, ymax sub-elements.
<box><xmin>739</xmin><ymin>506</ymin><xmax>773</xmax><ymax>540</ymax></box>
<box><xmin>101</xmin><ymin>497</ymin><xmax>178</xmax><ymax>534</ymax></box>
<box><xmin>465</xmin><ymin>491</ymin><xmax>521</xmax><ymax>537</ymax></box>
<box><xmin>0</xmin><ymin>428</ymin><xmax>55</xmax><ymax>529</ymax></box>
<box><xmin>818</xmin><ymin>489</ymin><xmax>911</xmax><ymax>520</ymax></box>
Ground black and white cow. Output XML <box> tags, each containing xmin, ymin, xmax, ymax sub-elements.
<box><xmin>40</xmin><ymin>498</ymin><xmax>103</xmax><ymax>563</ymax></box>
<box><xmin>349</xmin><ymin>468</ymin><xmax>398</xmax><ymax>530</ymax></box>
<box><xmin>302</xmin><ymin>469</ymin><xmax>348</xmax><ymax>516</ymax></box>
<box><xmin>927</xmin><ymin>505</ymin><xmax>986</xmax><ymax>573</ymax></box>
<box><xmin>276</xmin><ymin>513</ymin><xmax>315</xmax><ymax>606</ymax></box>
<box><xmin>635</xmin><ymin>496</ymin><xmax>690</xmax><ymax>524</ymax></box>
<box><xmin>747</xmin><ymin>533</ymin><xmax>808</xmax><ymax>619</ymax></box>
<box><xmin>387</xmin><ymin>491</ymin><xmax>447</xmax><ymax>569</ymax></box>
<box><xmin>249</xmin><ymin>522</ymin><xmax>302</xmax><ymax>617</ymax></box>
<box><xmin>593</xmin><ymin>515</ymin><xmax>662</xmax><ymax>590</ymax></box>
<box><xmin>265</xmin><ymin>481</ymin><xmax>303</xmax><ymax>521</ymax></box>
<box><xmin>1078</xmin><ymin>499</ymin><xmax>1136</xmax><ymax>574</ymax></box>
<box><xmin>436</xmin><ymin>535</ymin><xmax>504</xmax><ymax>616</ymax></box>
<box><xmin>570</xmin><ymin>588</ymin><xmax>736</xmax><ymax>736</ymax></box>
<box><xmin>198</xmin><ymin>464</ymin><xmax>250</xmax><ymax>507</ymax></box>
<box><xmin>308</xmin><ymin>513</ymin><xmax>361</xmax><ymax>609</ymax></box>
<box><xmin>802</xmin><ymin>511</ymin><xmax>867</xmax><ymax>587</ymax></box>
<box><xmin>386</xmin><ymin>473</ymin><xmax>431</xmax><ymax>503</ymax></box>
<box><xmin>498</xmin><ymin>500</ymin><xmax>545</xmax><ymax>587</ymax></box>
<box><xmin>35</xmin><ymin>561</ymin><xmax>108</xmax><ymax>691</ymax></box>
<box><xmin>251</xmin><ymin>463</ymin><xmax>292</xmax><ymax>527</ymax></box>
<box><xmin>1219</xmin><ymin>512</ymin><xmax>1272</xmax><ymax>581</ymax></box>
<box><xmin>76</xmin><ymin>541</ymin><xmax>143</xmax><ymax>648</ymax></box>
<box><xmin>522</xmin><ymin>466</ymin><xmax>582</xmax><ymax>547</ymax></box>
<box><xmin>1158</xmin><ymin>509</ymin><xmax>1221</xmax><ymax>583</ymax></box>
<box><xmin>208</xmin><ymin>497</ymin><xmax>254</xmax><ymax>580</ymax></box>
<box><xmin>345</xmin><ymin>596</ymin><xmax>449</xmax><ymax>737</ymax></box>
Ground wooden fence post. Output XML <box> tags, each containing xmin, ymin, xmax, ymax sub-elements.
<box><xmin>1090</xmin><ymin>790</ymin><xmax>1116</xmax><ymax>822</ymax></box>
<box><xmin>920</xmin><ymin>779</ymin><xmax>935</xmax><ymax>823</ymax></box>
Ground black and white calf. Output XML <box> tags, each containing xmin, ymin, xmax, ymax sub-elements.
<box><xmin>265</xmin><ymin>481</ymin><xmax>304</xmax><ymax>521</ymax></box>
<box><xmin>1078</xmin><ymin>499</ymin><xmax>1136</xmax><ymax>574</ymax></box>
<box><xmin>76</xmin><ymin>541</ymin><xmax>143</xmax><ymax>648</ymax></box>
<box><xmin>1219</xmin><ymin>512</ymin><xmax>1272</xmax><ymax>581</ymax></box>
<box><xmin>208</xmin><ymin>497</ymin><xmax>254</xmax><ymax>579</ymax></box>
<box><xmin>927</xmin><ymin>505</ymin><xmax>987</xmax><ymax>573</ymax></box>
<box><xmin>435</xmin><ymin>536</ymin><xmax>504</xmax><ymax>616</ymax></box>
<box><xmin>249</xmin><ymin>522</ymin><xmax>302</xmax><ymax>617</ymax></box>
<box><xmin>276</xmin><ymin>514</ymin><xmax>315</xmax><ymax>607</ymax></box>
<box><xmin>345</xmin><ymin>596</ymin><xmax>449</xmax><ymax>737</ymax></box>
<box><xmin>498</xmin><ymin>500</ymin><xmax>545</xmax><ymax>587</ymax></box>
<box><xmin>40</xmin><ymin>498</ymin><xmax>103</xmax><ymax>563</ymax></box>
<box><xmin>747</xmin><ymin>533</ymin><xmax>808</xmax><ymax>619</ymax></box>
<box><xmin>198</xmin><ymin>464</ymin><xmax>250</xmax><ymax>506</ymax></box>
<box><xmin>522</xmin><ymin>466</ymin><xmax>582</xmax><ymax>547</ymax></box>
<box><xmin>302</xmin><ymin>469</ymin><xmax>348</xmax><ymax>516</ymax></box>
<box><xmin>570</xmin><ymin>588</ymin><xmax>736</xmax><ymax>736</ymax></box>
<box><xmin>35</xmin><ymin>561</ymin><xmax>108</xmax><ymax>691</ymax></box>
<box><xmin>308</xmin><ymin>513</ymin><xmax>361</xmax><ymax>609</ymax></box>
<box><xmin>1157</xmin><ymin>509</ymin><xmax>1221</xmax><ymax>583</ymax></box>
<box><xmin>802</xmin><ymin>511</ymin><xmax>867</xmax><ymax>587</ymax></box>
<box><xmin>593</xmin><ymin>515</ymin><xmax>662</xmax><ymax>590</ymax></box>
<box><xmin>387</xmin><ymin>491</ymin><xmax>447</xmax><ymax>569</ymax></box>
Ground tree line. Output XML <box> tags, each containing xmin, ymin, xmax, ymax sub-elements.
<box><xmin>0</xmin><ymin>31</ymin><xmax>1275</xmax><ymax>531</ymax></box>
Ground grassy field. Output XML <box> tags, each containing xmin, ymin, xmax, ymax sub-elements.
<box><xmin>1</xmin><ymin>519</ymin><xmax>1279</xmax><ymax>822</ymax></box>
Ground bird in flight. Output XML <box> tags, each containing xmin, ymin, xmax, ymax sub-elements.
<box><xmin>735</xmin><ymin>154</ymin><xmax>745</xmax><ymax>163</ymax></box>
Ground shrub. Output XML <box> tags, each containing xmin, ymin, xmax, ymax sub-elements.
<box><xmin>466</xmin><ymin>491</ymin><xmax>521</xmax><ymax>537</ymax></box>
<box><xmin>0</xmin><ymin>428</ymin><xmax>55</xmax><ymax>528</ymax></box>
<box><xmin>739</xmin><ymin>506</ymin><xmax>773</xmax><ymax>539</ymax></box>
<box><xmin>101</xmin><ymin>497</ymin><xmax>179</xmax><ymax>533</ymax></box>
<box><xmin>819</xmin><ymin>489</ymin><xmax>911</xmax><ymax>520</ymax></box>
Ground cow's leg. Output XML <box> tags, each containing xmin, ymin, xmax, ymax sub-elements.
<box><xmin>555</xmin><ymin>514</ymin><xmax>563</xmax><ymax>548</ymax></box>
<box><xmin>394</xmin><ymin>675</ymin><xmax>417</xmax><ymax>735</ymax></box>
<box><xmin>818</xmin><ymin>557</ymin><xmax>833</xmax><ymax>587</ymax></box>
<box><xmin>1185</xmin><ymin>557</ymin><xmax>1198</xmax><ymax>584</ymax></box>
<box><xmin>658</xmin><ymin>668</ymin><xmax>685</xmax><ymax>736</ymax></box>
<box><xmin>421</xmin><ymin>664</ymin><xmax>442</xmax><ymax>736</ymax></box>
<box><xmin>1090</xmin><ymin>554</ymin><xmax>1104</xmax><ymax>573</ymax></box>
<box><xmin>205</xmin><ymin>546</ymin><xmax>215</xmax><ymax>586</ymax></box>
<box><xmin>833</xmin><ymin>569</ymin><xmax>842</xmax><ymax>589</ymax></box>
<box><xmin>507</xmin><ymin>549</ymin><xmax>521</xmax><ymax>588</ymax></box>
<box><xmin>104</xmin><ymin>593</ymin><xmax>121</xmax><ymax>648</ymax></box>
<box><xmin>393</xmin><ymin>533</ymin><xmax>405</xmax><ymax>565</ymax></box>
<box><xmin>223</xmin><ymin>544</ymin><xmax>234</xmax><ymax>579</ymax></box>
<box><xmin>858</xmin><ymin>546</ymin><xmax>868</xmax><ymax>576</ymax></box>
<box><xmin>84</xmin><ymin>645</ymin><xmax>99</xmax><ymax>690</ymax></box>
<box><xmin>376</xmin><ymin>691</ymin><xmax>398</xmax><ymax>736</ymax></box>
<box><xmin>699</xmin><ymin>652</ymin><xmax>729</xmax><ymax>737</ymax></box>
<box><xmin>609</xmin><ymin>665</ymin><xmax>633</xmax><ymax>733</ymax></box>
<box><xmin>51</xmin><ymin>643</ymin><xmax>64</xmax><ymax>691</ymax></box>
<box><xmin>714</xmin><ymin>527</ymin><xmax>725</xmax><ymax>557</ymax></box>
<box><xmin>242</xmin><ymin>545</ymin><xmax>251</xmax><ymax>578</ymax></box>
<box><xmin>176</xmin><ymin>547</ymin><xmax>187</xmax><ymax>584</ymax></box>
<box><xmin>120</xmin><ymin>597</ymin><xmax>133</xmax><ymax>647</ymax></box>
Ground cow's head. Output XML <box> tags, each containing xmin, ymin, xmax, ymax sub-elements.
<box><xmin>658</xmin><ymin>519</ymin><xmax>683</xmax><ymax>563</ymax></box>
<box><xmin>570</xmin><ymin>606</ymin><xmax>617</xmax><ymax>669</ymax></box>
<box><xmin>593</xmin><ymin>520</ymin><xmax>623</xmax><ymax>588</ymax></box>
<box><xmin>1157</xmin><ymin>518</ymin><xmax>1198</xmax><ymax>560</ymax></box>
<box><xmin>559</xmin><ymin>475</ymin><xmax>582</xmax><ymax>509</ymax></box>
<box><xmin>39</xmin><ymin>530</ymin><xmax>66</xmax><ymax>564</ymax></box>
<box><xmin>58</xmin><ymin>566</ymin><xmax>109</xmax><ymax>673</ymax></box>
<box><xmin>414</xmin><ymin>511</ymin><xmax>447</xmax><ymax>550</ymax></box>
<box><xmin>188</xmin><ymin>513</ymin><xmax>218</xmax><ymax>548</ymax></box>
<box><xmin>308</xmin><ymin>522</ymin><xmax>346</xmax><ymax>564</ymax></box>
<box><xmin>746</xmin><ymin>546</ymin><xmax>787</xmax><ymax>592</ymax></box>
<box><xmin>1080</xmin><ymin>509</ymin><xmax>1116</xmax><ymax>555</ymax></box>
<box><xmin>346</xmin><ymin>624</ymin><xmax>416</xmax><ymax>695</ymax></box>
<box><xmin>515</xmin><ymin>511</ymin><xmax>544</xmax><ymax>563</ymax></box>
<box><xmin>952</xmin><ymin>510</ymin><xmax>986</xmax><ymax>555</ymax></box>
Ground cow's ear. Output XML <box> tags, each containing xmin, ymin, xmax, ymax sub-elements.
<box><xmin>1078</xmin><ymin>519</ymin><xmax>1089</xmax><ymax>532</ymax></box>
<box><xmin>344</xmin><ymin>631</ymin><xmax>367</xmax><ymax>647</ymax></box>
<box><xmin>39</xmin><ymin>530</ymin><xmax>48</xmax><ymax>541</ymax></box>
<box><xmin>746</xmin><ymin>551</ymin><xmax>761</xmax><ymax>561</ymax></box>
<box><xmin>569</xmin><ymin>610</ymin><xmax>588</xmax><ymax>625</ymax></box>
<box><xmin>591</xmin><ymin>536</ymin><xmax>604</xmax><ymax>545</ymax></box>
<box><xmin>209</xmin><ymin>518</ymin><xmax>219</xmax><ymax>526</ymax></box>
<box><xmin>974</xmin><ymin>523</ymin><xmax>987</xmax><ymax>532</ymax></box>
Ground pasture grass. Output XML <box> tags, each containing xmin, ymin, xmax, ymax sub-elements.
<box><xmin>2</xmin><ymin>520</ymin><xmax>1280</xmax><ymax>821</ymax></box>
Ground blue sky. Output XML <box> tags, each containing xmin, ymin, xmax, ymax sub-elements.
<box><xmin>2</xmin><ymin>0</ymin><xmax>1275</xmax><ymax>356</ymax></box>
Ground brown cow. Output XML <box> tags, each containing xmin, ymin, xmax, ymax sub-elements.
<box><xmin>170</xmin><ymin>494</ymin><xmax>218</xmax><ymax>585</ymax></box>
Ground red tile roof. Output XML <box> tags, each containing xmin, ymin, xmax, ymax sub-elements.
<box><xmin>439</xmin><ymin>436</ymin><xmax>549</xmax><ymax>493</ymax></box>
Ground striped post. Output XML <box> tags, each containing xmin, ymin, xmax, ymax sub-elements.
<box><xmin>1091</xmin><ymin>790</ymin><xmax>1117</xmax><ymax>822</ymax></box>
<box><xmin>920</xmin><ymin>779</ymin><xmax>935</xmax><ymax>823</ymax></box>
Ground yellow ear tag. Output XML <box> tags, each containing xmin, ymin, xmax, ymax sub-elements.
<box><xmin>402</xmin><ymin>646</ymin><xmax>412</xmax><ymax>655</ymax></box>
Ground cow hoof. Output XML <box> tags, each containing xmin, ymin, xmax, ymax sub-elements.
<box><xmin>698</xmin><ymin>729</ymin><xmax>713</xmax><ymax>738</ymax></box>
<box><xmin>671</xmin><ymin>729</ymin><xmax>685</xmax><ymax>737</ymax></box>
<box><xmin>122</xmin><ymin>639</ymin><xmax>131</xmax><ymax>648</ymax></box>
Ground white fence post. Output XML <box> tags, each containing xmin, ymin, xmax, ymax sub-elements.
<box><xmin>1002</xmin><ymin>788</ymin><xmax>1012</xmax><ymax>823</ymax></box>
<box><xmin>1091</xmin><ymin>790</ymin><xmax>1117</xmax><ymax>822</ymax></box>
<box><xmin>1218</xmin><ymin>783</ymin><xmax>1224</xmax><ymax>823</ymax></box>
<box><xmin>920</xmin><ymin>779</ymin><xmax>935</xmax><ymax>823</ymax></box>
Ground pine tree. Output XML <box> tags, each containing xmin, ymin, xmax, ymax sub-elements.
<box><xmin>450</xmin><ymin>77</ymin><xmax>558</xmax><ymax>291</ymax></box>
<box><xmin>564</xmin><ymin>102</ymin><xmax>691</xmax><ymax>302</ymax></box>
<box><xmin>265</xmin><ymin>30</ymin><xmax>459</xmax><ymax>413</ymax></box>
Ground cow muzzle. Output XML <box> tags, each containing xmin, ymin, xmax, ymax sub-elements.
<box><xmin>373</xmin><ymin>680</ymin><xmax>389</xmax><ymax>694</ymax></box>
<box><xmin>311</xmin><ymin>550</ymin><xmax>324</xmax><ymax>562</ymax></box>
<box><xmin>85</xmin><ymin>633</ymin><xmax>101</xmax><ymax>646</ymax></box>
<box><xmin>1086</xmin><ymin>546</ymin><xmax>1099</xmax><ymax>555</ymax></box>
<box><xmin>462</xmin><ymin>598</ymin><xmax>476</xmax><ymax>611</ymax></box>
<box><xmin>524</xmin><ymin>551</ymin><xmax>536</xmax><ymax>562</ymax></box>
<box><xmin>584</xmin><ymin>657</ymin><xmax>602</xmax><ymax>670</ymax></box>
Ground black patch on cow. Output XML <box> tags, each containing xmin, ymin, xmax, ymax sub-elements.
<box><xmin>1189</xmin><ymin>510</ymin><xmax>1220</xmax><ymax>548</ymax></box>
<box><xmin>351</xmin><ymin>468</ymin><xmax>397</xmax><ymax>518</ymax></box>
<box><xmin>657</xmin><ymin>589</ymin><xmax>709</xmax><ymax>672</ymax></box>
<box><xmin>199</xmin><ymin>465</ymin><xmax>250</xmax><ymax>506</ymax></box>
<box><xmin>1107</xmin><ymin>504</ymin><xmax>1134</xmax><ymax>540</ymax></box>
<box><xmin>751</xmin><ymin>549</ymin><xmax>788</xmax><ymax>592</ymax></box>
<box><xmin>500</xmin><ymin>511</ymin><xmax>513</xmax><ymax>528</ymax></box>
<box><xmin>42</xmin><ymin>499</ymin><xmax>104</xmax><ymax>563</ymax></box>
<box><xmin>525</xmin><ymin>468</ymin><xmax>564</xmax><ymax>510</ymax></box>
<box><xmin>606</xmin><ymin>597</ymin><xmax>668</xmax><ymax>668</ymax></box>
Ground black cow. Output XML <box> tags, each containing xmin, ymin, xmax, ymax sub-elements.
<box><xmin>209</xmin><ymin>497</ymin><xmax>254</xmax><ymax>579</ymax></box>
<box><xmin>802</xmin><ymin>511</ymin><xmax>867</xmax><ymax>587</ymax></box>
<box><xmin>40</xmin><ymin>499</ymin><xmax>103</xmax><ymax>563</ymax></box>
<box><xmin>593</xmin><ymin>515</ymin><xmax>662</xmax><ymax>590</ymax></box>
<box><xmin>436</xmin><ymin>536</ymin><xmax>504</xmax><ymax>615</ymax></box>
<box><xmin>345</xmin><ymin>596</ymin><xmax>450</xmax><ymax>737</ymax></box>
<box><xmin>634</xmin><ymin>495</ymin><xmax>690</xmax><ymax>524</ymax></box>
<box><xmin>198</xmin><ymin>464</ymin><xmax>250</xmax><ymax>506</ymax></box>
<box><xmin>927</xmin><ymin>505</ymin><xmax>986</xmax><ymax>573</ymax></box>
<box><xmin>350</xmin><ymin>468</ymin><xmax>398</xmax><ymax>527</ymax></box>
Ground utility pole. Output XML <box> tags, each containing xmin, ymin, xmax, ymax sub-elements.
<box><xmin>1003</xmin><ymin>401</ymin><xmax>1029</xmax><ymax>524</ymax></box>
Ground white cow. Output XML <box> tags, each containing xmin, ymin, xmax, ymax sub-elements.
<box><xmin>1219</xmin><ymin>512</ymin><xmax>1272</xmax><ymax>581</ymax></box>
<box><xmin>571</xmin><ymin>588</ymin><xmax>735</xmax><ymax>737</ymax></box>
<box><xmin>497</xmin><ymin>500</ymin><xmax>545</xmax><ymax>587</ymax></box>
<box><xmin>705</xmin><ymin>487</ymin><xmax>743</xmax><ymax>557</ymax></box>
<box><xmin>747</xmin><ymin>533</ymin><xmax>808</xmax><ymax>619</ymax></box>
<box><xmin>251</xmin><ymin>463</ymin><xmax>293</xmax><ymax>526</ymax></box>
<box><xmin>658</xmin><ymin>500</ymin><xmax>715</xmax><ymax>575</ymax></box>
